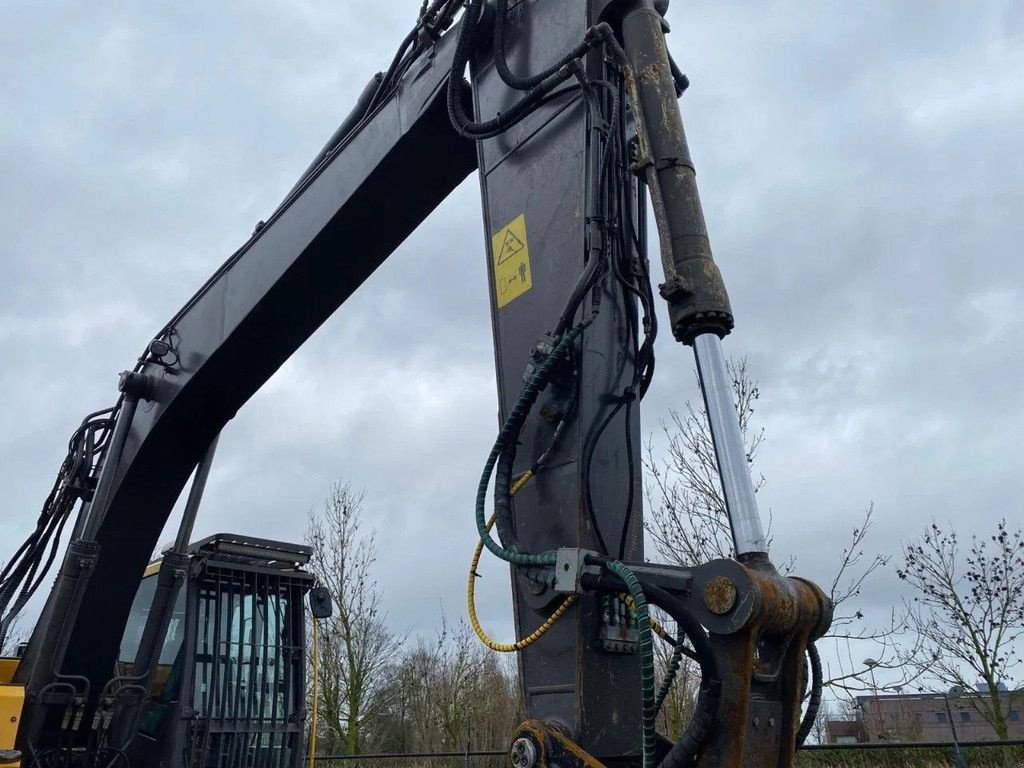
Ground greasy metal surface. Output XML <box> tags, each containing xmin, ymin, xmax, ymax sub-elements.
<box><xmin>473</xmin><ymin>0</ymin><xmax>643</xmax><ymax>758</ymax></box>
<box><xmin>621</xmin><ymin>6</ymin><xmax>733</xmax><ymax>343</ymax></box>
<box><xmin>511</xmin><ymin>737</ymin><xmax>538</xmax><ymax>768</ymax></box>
<box><xmin>696</xmin><ymin>557</ymin><xmax>832</xmax><ymax>768</ymax></box>
<box><xmin>513</xmin><ymin>719</ymin><xmax>607</xmax><ymax>768</ymax></box>
<box><xmin>595</xmin><ymin>558</ymin><xmax>755</xmax><ymax>635</ymax></box>
<box><xmin>683</xmin><ymin>559</ymin><xmax>756</xmax><ymax>635</ymax></box>
<box><xmin>17</xmin><ymin>25</ymin><xmax>476</xmax><ymax>736</ymax></box>
<box><xmin>702</xmin><ymin>576</ymin><xmax>737</xmax><ymax>616</ymax></box>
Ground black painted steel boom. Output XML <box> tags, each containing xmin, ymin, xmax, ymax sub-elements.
<box><xmin>15</xmin><ymin>25</ymin><xmax>476</xmax><ymax>747</ymax></box>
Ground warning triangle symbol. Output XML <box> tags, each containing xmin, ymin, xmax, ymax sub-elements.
<box><xmin>496</xmin><ymin>229</ymin><xmax>525</xmax><ymax>266</ymax></box>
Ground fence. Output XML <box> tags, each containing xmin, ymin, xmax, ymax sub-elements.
<box><xmin>797</xmin><ymin>740</ymin><xmax>1024</xmax><ymax>767</ymax></box>
<box><xmin>307</xmin><ymin>740</ymin><xmax>1024</xmax><ymax>768</ymax></box>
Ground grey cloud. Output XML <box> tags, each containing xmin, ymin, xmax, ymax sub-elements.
<box><xmin>2</xmin><ymin>0</ymin><xmax>1021</xmax><ymax>659</ymax></box>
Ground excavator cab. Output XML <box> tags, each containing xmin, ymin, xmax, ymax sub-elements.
<box><xmin>116</xmin><ymin>534</ymin><xmax>313</xmax><ymax>768</ymax></box>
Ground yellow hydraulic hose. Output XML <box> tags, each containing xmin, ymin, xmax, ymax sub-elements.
<box><xmin>468</xmin><ymin>470</ymin><xmax>577</xmax><ymax>651</ymax></box>
<box><xmin>308</xmin><ymin>617</ymin><xmax>320</xmax><ymax>768</ymax></box>
<box><xmin>620</xmin><ymin>592</ymin><xmax>673</xmax><ymax>642</ymax></box>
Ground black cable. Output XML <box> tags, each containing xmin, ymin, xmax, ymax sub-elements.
<box><xmin>582</xmin><ymin>400</ymin><xmax>623</xmax><ymax>557</ymax></box>
<box><xmin>797</xmin><ymin>643</ymin><xmax>823</xmax><ymax>746</ymax></box>
<box><xmin>138</xmin><ymin>0</ymin><xmax>463</xmax><ymax>361</ymax></box>
<box><xmin>447</xmin><ymin>0</ymin><xmax>586</xmax><ymax>140</ymax></box>
<box><xmin>643</xmin><ymin>585</ymin><xmax>722</xmax><ymax>768</ymax></box>
<box><xmin>493</xmin><ymin>443</ymin><xmax>519</xmax><ymax>551</ymax></box>
<box><xmin>448</xmin><ymin>0</ymin><xmax>618</xmax><ymax>140</ymax></box>
<box><xmin>0</xmin><ymin>406</ymin><xmax>117</xmax><ymax>647</ymax></box>
<box><xmin>617</xmin><ymin>396</ymin><xmax>637</xmax><ymax>560</ymax></box>
<box><xmin>655</xmin><ymin>641</ymin><xmax>686</xmax><ymax>715</ymax></box>
<box><xmin>493</xmin><ymin>0</ymin><xmax>595</xmax><ymax>91</ymax></box>
<box><xmin>578</xmin><ymin>64</ymin><xmax>651</xmax><ymax>560</ymax></box>
<box><xmin>614</xmin><ymin>80</ymin><xmax>657</xmax><ymax>398</ymax></box>
<box><xmin>667</xmin><ymin>52</ymin><xmax>690</xmax><ymax>97</ymax></box>
<box><xmin>368</xmin><ymin>27</ymin><xmax>422</xmax><ymax>112</ymax></box>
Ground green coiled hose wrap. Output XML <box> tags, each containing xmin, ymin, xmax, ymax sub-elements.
<box><xmin>475</xmin><ymin>325</ymin><xmax>586</xmax><ymax>567</ymax></box>
<box><xmin>608</xmin><ymin>560</ymin><xmax>657</xmax><ymax>768</ymax></box>
<box><xmin>474</xmin><ymin>323</ymin><xmax>657</xmax><ymax>768</ymax></box>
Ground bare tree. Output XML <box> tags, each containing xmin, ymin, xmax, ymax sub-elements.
<box><xmin>644</xmin><ymin>358</ymin><xmax>916</xmax><ymax>696</ymax></box>
<box><xmin>809</xmin><ymin>699</ymin><xmax>832</xmax><ymax>745</ymax></box>
<box><xmin>0</xmin><ymin>561</ymin><xmax>25</xmax><ymax>656</ymax></box>
<box><xmin>378</xmin><ymin>618</ymin><xmax>520</xmax><ymax>763</ymax></box>
<box><xmin>815</xmin><ymin>509</ymin><xmax>924</xmax><ymax>697</ymax></box>
<box><xmin>653</xmin><ymin>619</ymin><xmax>699</xmax><ymax>739</ymax></box>
<box><xmin>306</xmin><ymin>483</ymin><xmax>404</xmax><ymax>754</ymax></box>
<box><xmin>645</xmin><ymin>358</ymin><xmax>765</xmax><ymax>566</ymax></box>
<box><xmin>0</xmin><ymin>613</ymin><xmax>24</xmax><ymax>656</ymax></box>
<box><xmin>899</xmin><ymin>519</ymin><xmax>1024</xmax><ymax>739</ymax></box>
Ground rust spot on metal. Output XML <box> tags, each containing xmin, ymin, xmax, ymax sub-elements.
<box><xmin>511</xmin><ymin>719</ymin><xmax>605</xmax><ymax>768</ymax></box>
<box><xmin>703</xmin><ymin>576</ymin><xmax>738</xmax><ymax>615</ymax></box>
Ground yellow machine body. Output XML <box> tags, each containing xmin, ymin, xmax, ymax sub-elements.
<box><xmin>0</xmin><ymin>656</ymin><xmax>24</xmax><ymax>767</ymax></box>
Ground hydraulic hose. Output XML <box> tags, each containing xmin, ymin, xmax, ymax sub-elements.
<box><xmin>643</xmin><ymin>584</ymin><xmax>721</xmax><ymax>768</ymax></box>
<box><xmin>655</xmin><ymin>642</ymin><xmax>686</xmax><ymax>716</ymax></box>
<box><xmin>475</xmin><ymin>324</ymin><xmax>589</xmax><ymax>566</ymax></box>
<box><xmin>493</xmin><ymin>443</ymin><xmax>519</xmax><ymax>551</ymax></box>
<box><xmin>796</xmin><ymin>643</ymin><xmax>823</xmax><ymax>746</ymax></box>
<box><xmin>493</xmin><ymin>0</ymin><xmax>595</xmax><ymax>91</ymax></box>
<box><xmin>447</xmin><ymin>0</ymin><xmax>613</xmax><ymax>140</ymax></box>
<box><xmin>284</xmin><ymin>71</ymin><xmax>384</xmax><ymax>202</ymax></box>
<box><xmin>467</xmin><ymin>511</ymin><xmax>576</xmax><ymax>653</ymax></box>
<box><xmin>608</xmin><ymin>561</ymin><xmax>657</xmax><ymax>768</ymax></box>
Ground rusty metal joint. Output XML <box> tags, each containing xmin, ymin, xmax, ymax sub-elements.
<box><xmin>658</xmin><ymin>275</ymin><xmax>692</xmax><ymax>301</ymax></box>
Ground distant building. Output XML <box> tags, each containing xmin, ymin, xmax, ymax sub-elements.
<box><xmin>824</xmin><ymin>719</ymin><xmax>864</xmax><ymax>745</ymax></box>
<box><xmin>825</xmin><ymin>688</ymin><xmax>1023</xmax><ymax>744</ymax></box>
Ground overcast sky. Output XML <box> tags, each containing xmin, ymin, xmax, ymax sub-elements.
<box><xmin>2</xmin><ymin>0</ymin><xmax>1022</xmax><ymax>690</ymax></box>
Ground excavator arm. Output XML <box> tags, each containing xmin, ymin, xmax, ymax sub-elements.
<box><xmin>2</xmin><ymin>2</ymin><xmax>831</xmax><ymax>767</ymax></box>
<box><xmin>10</xmin><ymin>20</ymin><xmax>476</xmax><ymax>759</ymax></box>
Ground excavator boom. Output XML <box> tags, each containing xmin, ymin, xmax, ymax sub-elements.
<box><xmin>2</xmin><ymin>3</ymin><xmax>830</xmax><ymax>767</ymax></box>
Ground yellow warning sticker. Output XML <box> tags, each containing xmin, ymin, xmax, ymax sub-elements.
<box><xmin>491</xmin><ymin>213</ymin><xmax>532</xmax><ymax>308</ymax></box>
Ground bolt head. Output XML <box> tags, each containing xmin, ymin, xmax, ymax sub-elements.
<box><xmin>703</xmin><ymin>576</ymin><xmax>738</xmax><ymax>615</ymax></box>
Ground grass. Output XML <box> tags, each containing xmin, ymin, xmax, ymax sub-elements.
<box><xmin>796</xmin><ymin>744</ymin><xmax>1024</xmax><ymax>767</ymax></box>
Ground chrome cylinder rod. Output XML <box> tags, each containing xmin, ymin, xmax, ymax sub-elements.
<box><xmin>693</xmin><ymin>333</ymin><xmax>767</xmax><ymax>556</ymax></box>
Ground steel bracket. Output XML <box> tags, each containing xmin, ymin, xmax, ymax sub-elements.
<box><xmin>553</xmin><ymin>549</ymin><xmax>601</xmax><ymax>594</ymax></box>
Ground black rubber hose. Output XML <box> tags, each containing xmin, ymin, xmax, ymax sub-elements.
<box><xmin>493</xmin><ymin>0</ymin><xmax>594</xmax><ymax>91</ymax></box>
<box><xmin>284</xmin><ymin>71</ymin><xmax>384</xmax><ymax>201</ymax></box>
<box><xmin>667</xmin><ymin>53</ymin><xmax>690</xmax><ymax>97</ymax></box>
<box><xmin>553</xmin><ymin>246</ymin><xmax>607</xmax><ymax>335</ymax></box>
<box><xmin>654</xmin><ymin>641</ymin><xmax>685</xmax><ymax>715</ymax></box>
<box><xmin>796</xmin><ymin>643</ymin><xmax>823</xmax><ymax>746</ymax></box>
<box><xmin>447</xmin><ymin>0</ymin><xmax>606</xmax><ymax>139</ymax></box>
<box><xmin>582</xmin><ymin>400</ymin><xmax>622</xmax><ymax>556</ymax></box>
<box><xmin>643</xmin><ymin>584</ymin><xmax>721</xmax><ymax>768</ymax></box>
<box><xmin>493</xmin><ymin>443</ymin><xmax>519</xmax><ymax>551</ymax></box>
